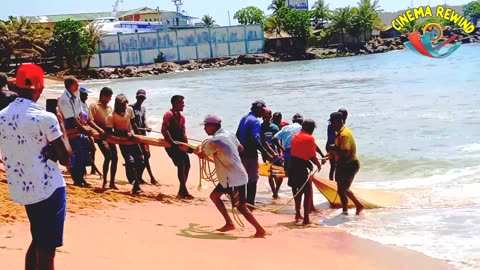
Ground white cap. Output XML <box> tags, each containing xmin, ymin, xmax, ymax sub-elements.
<box><xmin>204</xmin><ymin>114</ymin><xmax>222</xmax><ymax>124</ymax></box>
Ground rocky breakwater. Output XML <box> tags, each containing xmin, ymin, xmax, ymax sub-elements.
<box><xmin>309</xmin><ymin>27</ymin><xmax>480</xmax><ymax>58</ymax></box>
<box><xmin>72</xmin><ymin>54</ymin><xmax>278</xmax><ymax>80</ymax></box>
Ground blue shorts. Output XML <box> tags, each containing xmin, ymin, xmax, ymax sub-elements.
<box><xmin>25</xmin><ymin>187</ymin><xmax>66</xmax><ymax>248</ymax></box>
<box><xmin>240</xmin><ymin>155</ymin><xmax>259</xmax><ymax>182</ymax></box>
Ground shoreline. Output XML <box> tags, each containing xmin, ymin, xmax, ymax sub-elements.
<box><xmin>44</xmin><ymin>26</ymin><xmax>480</xmax><ymax>82</ymax></box>
<box><xmin>0</xmin><ymin>87</ymin><xmax>458</xmax><ymax>269</ymax></box>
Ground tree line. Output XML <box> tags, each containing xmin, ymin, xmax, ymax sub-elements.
<box><xmin>0</xmin><ymin>17</ymin><xmax>102</xmax><ymax>71</ymax></box>
<box><xmin>227</xmin><ymin>0</ymin><xmax>480</xmax><ymax>45</ymax></box>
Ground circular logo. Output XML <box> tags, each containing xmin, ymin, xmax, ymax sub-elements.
<box><xmin>423</xmin><ymin>23</ymin><xmax>443</xmax><ymax>42</ymax></box>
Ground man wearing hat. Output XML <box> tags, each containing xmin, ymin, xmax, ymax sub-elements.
<box><xmin>130</xmin><ymin>89</ymin><xmax>158</xmax><ymax>185</ymax></box>
<box><xmin>196</xmin><ymin>114</ymin><xmax>268</xmax><ymax>238</ymax></box>
<box><xmin>236</xmin><ymin>100</ymin><xmax>274</xmax><ymax>209</ymax></box>
<box><xmin>326</xmin><ymin>108</ymin><xmax>348</xmax><ymax>181</ymax></box>
<box><xmin>0</xmin><ymin>64</ymin><xmax>72</xmax><ymax>269</ymax></box>
<box><xmin>78</xmin><ymin>86</ymin><xmax>102</xmax><ymax>177</ymax></box>
<box><xmin>329</xmin><ymin>111</ymin><xmax>364</xmax><ymax>215</ymax></box>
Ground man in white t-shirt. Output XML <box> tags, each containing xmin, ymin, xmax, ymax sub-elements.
<box><xmin>196</xmin><ymin>114</ymin><xmax>267</xmax><ymax>238</ymax></box>
<box><xmin>0</xmin><ymin>64</ymin><xmax>72</xmax><ymax>270</ymax></box>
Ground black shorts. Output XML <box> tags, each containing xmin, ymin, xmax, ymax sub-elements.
<box><xmin>335</xmin><ymin>160</ymin><xmax>360</xmax><ymax>186</ymax></box>
<box><xmin>165</xmin><ymin>147</ymin><xmax>190</xmax><ymax>167</ymax></box>
<box><xmin>25</xmin><ymin>187</ymin><xmax>66</xmax><ymax>248</ymax></box>
<box><xmin>288</xmin><ymin>156</ymin><xmax>313</xmax><ymax>189</ymax></box>
<box><xmin>213</xmin><ymin>184</ymin><xmax>247</xmax><ymax>206</ymax></box>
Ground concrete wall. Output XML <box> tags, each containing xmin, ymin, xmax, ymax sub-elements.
<box><xmin>89</xmin><ymin>24</ymin><xmax>264</xmax><ymax>67</ymax></box>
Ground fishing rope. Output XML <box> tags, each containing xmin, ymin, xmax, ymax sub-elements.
<box><xmin>245</xmin><ymin>169</ymin><xmax>320</xmax><ymax>213</ymax></box>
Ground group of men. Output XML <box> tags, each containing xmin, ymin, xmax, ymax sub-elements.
<box><xmin>0</xmin><ymin>64</ymin><xmax>363</xmax><ymax>269</ymax></box>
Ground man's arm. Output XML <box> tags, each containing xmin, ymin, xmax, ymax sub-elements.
<box><xmin>143</xmin><ymin>106</ymin><xmax>151</xmax><ymax>131</ymax></box>
<box><xmin>161</xmin><ymin>112</ymin><xmax>175</xmax><ymax>145</ymax></box>
<box><xmin>48</xmin><ymin>112</ymin><xmax>72</xmax><ymax>166</ymax></box>
<box><xmin>251</xmin><ymin>121</ymin><xmax>273</xmax><ymax>161</ymax></box>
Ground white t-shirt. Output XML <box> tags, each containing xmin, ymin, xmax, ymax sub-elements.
<box><xmin>273</xmin><ymin>122</ymin><xmax>302</xmax><ymax>150</ymax></box>
<box><xmin>202</xmin><ymin>128</ymin><xmax>248</xmax><ymax>188</ymax></box>
<box><xmin>58</xmin><ymin>89</ymin><xmax>84</xmax><ymax>120</ymax></box>
<box><xmin>0</xmin><ymin>98</ymin><xmax>66</xmax><ymax>205</ymax></box>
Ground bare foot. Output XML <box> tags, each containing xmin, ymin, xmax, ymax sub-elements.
<box><xmin>272</xmin><ymin>194</ymin><xmax>279</xmax><ymax>200</ymax></box>
<box><xmin>356</xmin><ymin>205</ymin><xmax>365</xmax><ymax>215</ymax></box>
<box><xmin>109</xmin><ymin>184</ymin><xmax>119</xmax><ymax>190</ymax></box>
<box><xmin>302</xmin><ymin>220</ymin><xmax>311</xmax><ymax>226</ymax></box>
<box><xmin>216</xmin><ymin>224</ymin><xmax>235</xmax><ymax>232</ymax></box>
<box><xmin>295</xmin><ymin>214</ymin><xmax>303</xmax><ymax>221</ymax></box>
<box><xmin>253</xmin><ymin>230</ymin><xmax>269</xmax><ymax>238</ymax></box>
<box><xmin>341</xmin><ymin>211</ymin><xmax>349</xmax><ymax>216</ymax></box>
<box><xmin>150</xmin><ymin>179</ymin><xmax>159</xmax><ymax>185</ymax></box>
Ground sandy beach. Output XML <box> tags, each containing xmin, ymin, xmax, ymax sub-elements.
<box><xmin>0</xmin><ymin>84</ymin><xmax>456</xmax><ymax>270</ymax></box>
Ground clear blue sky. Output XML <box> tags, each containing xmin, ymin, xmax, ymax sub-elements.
<box><xmin>1</xmin><ymin>0</ymin><xmax>473</xmax><ymax>26</ymax></box>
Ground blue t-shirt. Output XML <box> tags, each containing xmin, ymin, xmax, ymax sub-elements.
<box><xmin>236</xmin><ymin>112</ymin><xmax>265</xmax><ymax>158</ymax></box>
<box><xmin>326</xmin><ymin>122</ymin><xmax>336</xmax><ymax>151</ymax></box>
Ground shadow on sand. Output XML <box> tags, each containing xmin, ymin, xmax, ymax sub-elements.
<box><xmin>177</xmin><ymin>223</ymin><xmax>251</xmax><ymax>240</ymax></box>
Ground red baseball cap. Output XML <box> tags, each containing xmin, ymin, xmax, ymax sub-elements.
<box><xmin>15</xmin><ymin>64</ymin><xmax>44</xmax><ymax>90</ymax></box>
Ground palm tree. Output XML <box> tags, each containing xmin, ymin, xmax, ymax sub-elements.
<box><xmin>85</xmin><ymin>22</ymin><xmax>105</xmax><ymax>69</ymax></box>
<box><xmin>268</xmin><ymin>0</ymin><xmax>286</xmax><ymax>15</ymax></box>
<box><xmin>330</xmin><ymin>7</ymin><xmax>354</xmax><ymax>45</ymax></box>
<box><xmin>356</xmin><ymin>0</ymin><xmax>382</xmax><ymax>41</ymax></box>
<box><xmin>348</xmin><ymin>7</ymin><xmax>361</xmax><ymax>43</ymax></box>
<box><xmin>0</xmin><ymin>16</ymin><xmax>50</xmax><ymax>69</ymax></box>
<box><xmin>201</xmin><ymin>15</ymin><xmax>215</xmax><ymax>27</ymax></box>
<box><xmin>311</xmin><ymin>0</ymin><xmax>331</xmax><ymax>29</ymax></box>
<box><xmin>264</xmin><ymin>16</ymin><xmax>283</xmax><ymax>38</ymax></box>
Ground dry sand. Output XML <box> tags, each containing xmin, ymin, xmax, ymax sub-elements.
<box><xmin>0</xmin><ymin>83</ymin><xmax>456</xmax><ymax>269</ymax></box>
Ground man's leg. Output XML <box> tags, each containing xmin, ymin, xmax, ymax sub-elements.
<box><xmin>210</xmin><ymin>186</ymin><xmax>234</xmax><ymax>232</ymax></box>
<box><xmin>246</xmin><ymin>181</ymin><xmax>257</xmax><ymax>207</ymax></box>
<box><xmin>268</xmin><ymin>176</ymin><xmax>277</xmax><ymax>199</ymax></box>
<box><xmin>25</xmin><ymin>241</ymin><xmax>36</xmax><ymax>270</ymax></box>
<box><xmin>235</xmin><ymin>185</ymin><xmax>267</xmax><ymax>238</ymax></box>
<box><xmin>242</xmin><ymin>156</ymin><xmax>258</xmax><ymax>208</ymax></box>
<box><xmin>36</xmin><ymin>247</ymin><xmax>56</xmax><ymax>270</ymax></box>
<box><xmin>337</xmin><ymin>179</ymin><xmax>349</xmax><ymax>214</ymax></box>
<box><xmin>96</xmin><ymin>140</ymin><xmax>111</xmax><ymax>188</ymax></box>
<box><xmin>274</xmin><ymin>177</ymin><xmax>283</xmax><ymax>199</ymax></box>
<box><xmin>329</xmin><ymin>158</ymin><xmax>336</xmax><ymax>181</ymax></box>
<box><xmin>302</xmin><ymin>182</ymin><xmax>312</xmax><ymax>225</ymax></box>
<box><xmin>293</xmin><ymin>187</ymin><xmax>304</xmax><ymax>221</ymax></box>
<box><xmin>108</xmin><ymin>143</ymin><xmax>118</xmax><ymax>189</ymax></box>
<box><xmin>344</xmin><ymin>161</ymin><xmax>364</xmax><ymax>215</ymax></box>
<box><xmin>142</xmin><ymin>145</ymin><xmax>158</xmax><ymax>184</ymax></box>
<box><xmin>25</xmin><ymin>187</ymin><xmax>66</xmax><ymax>270</ymax></box>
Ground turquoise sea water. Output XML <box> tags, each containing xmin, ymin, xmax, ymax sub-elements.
<box><xmin>49</xmin><ymin>44</ymin><xmax>480</xmax><ymax>269</ymax></box>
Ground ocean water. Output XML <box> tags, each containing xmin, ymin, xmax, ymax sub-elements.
<box><xmin>48</xmin><ymin>44</ymin><xmax>480</xmax><ymax>269</ymax></box>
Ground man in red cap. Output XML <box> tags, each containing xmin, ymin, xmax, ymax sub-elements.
<box><xmin>0</xmin><ymin>64</ymin><xmax>72</xmax><ymax>270</ymax></box>
<box><xmin>196</xmin><ymin>114</ymin><xmax>267</xmax><ymax>238</ymax></box>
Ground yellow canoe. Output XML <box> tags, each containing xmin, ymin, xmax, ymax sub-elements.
<box><xmin>258</xmin><ymin>162</ymin><xmax>402</xmax><ymax>209</ymax></box>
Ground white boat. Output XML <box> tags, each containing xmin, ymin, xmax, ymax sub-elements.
<box><xmin>90</xmin><ymin>17</ymin><xmax>164</xmax><ymax>34</ymax></box>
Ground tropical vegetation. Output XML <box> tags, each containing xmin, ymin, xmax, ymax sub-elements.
<box><xmin>463</xmin><ymin>1</ymin><xmax>480</xmax><ymax>26</ymax></box>
<box><xmin>234</xmin><ymin>6</ymin><xmax>265</xmax><ymax>25</ymax></box>
<box><xmin>201</xmin><ymin>15</ymin><xmax>215</xmax><ymax>27</ymax></box>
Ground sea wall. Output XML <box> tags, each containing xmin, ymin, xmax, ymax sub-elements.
<box><xmin>89</xmin><ymin>25</ymin><xmax>264</xmax><ymax>68</ymax></box>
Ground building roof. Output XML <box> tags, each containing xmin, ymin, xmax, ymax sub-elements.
<box><xmin>26</xmin><ymin>7</ymin><xmax>197</xmax><ymax>23</ymax></box>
